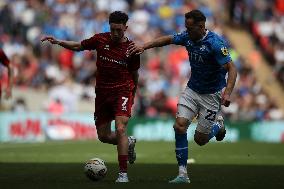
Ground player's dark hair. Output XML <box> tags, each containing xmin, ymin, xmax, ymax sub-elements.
<box><xmin>185</xmin><ymin>10</ymin><xmax>206</xmax><ymax>23</ymax></box>
<box><xmin>109</xmin><ymin>11</ymin><xmax>129</xmax><ymax>25</ymax></box>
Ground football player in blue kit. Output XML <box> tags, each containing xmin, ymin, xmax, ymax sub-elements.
<box><xmin>128</xmin><ymin>9</ymin><xmax>237</xmax><ymax>183</ymax></box>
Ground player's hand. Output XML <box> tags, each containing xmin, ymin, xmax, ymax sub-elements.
<box><xmin>5</xmin><ymin>86</ymin><xmax>12</xmax><ymax>99</ymax></box>
<box><xmin>128</xmin><ymin>42</ymin><xmax>144</xmax><ymax>55</ymax></box>
<box><xmin>221</xmin><ymin>93</ymin><xmax>231</xmax><ymax>107</ymax></box>
<box><xmin>41</xmin><ymin>35</ymin><xmax>60</xmax><ymax>45</ymax></box>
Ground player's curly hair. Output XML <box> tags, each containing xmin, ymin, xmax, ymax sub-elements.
<box><xmin>109</xmin><ymin>11</ymin><xmax>129</xmax><ymax>25</ymax></box>
<box><xmin>185</xmin><ymin>10</ymin><xmax>206</xmax><ymax>23</ymax></box>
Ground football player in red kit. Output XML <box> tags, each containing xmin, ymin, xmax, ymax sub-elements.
<box><xmin>41</xmin><ymin>11</ymin><xmax>139</xmax><ymax>182</ymax></box>
<box><xmin>0</xmin><ymin>48</ymin><xmax>13</xmax><ymax>101</ymax></box>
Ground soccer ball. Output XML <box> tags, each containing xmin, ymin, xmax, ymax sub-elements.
<box><xmin>84</xmin><ymin>158</ymin><xmax>107</xmax><ymax>181</ymax></box>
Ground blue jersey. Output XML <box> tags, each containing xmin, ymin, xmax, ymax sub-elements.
<box><xmin>173</xmin><ymin>30</ymin><xmax>231</xmax><ymax>94</ymax></box>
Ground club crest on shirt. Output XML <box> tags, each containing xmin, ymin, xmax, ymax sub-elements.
<box><xmin>200</xmin><ymin>45</ymin><xmax>206</xmax><ymax>51</ymax></box>
<box><xmin>221</xmin><ymin>47</ymin><xmax>229</xmax><ymax>56</ymax></box>
<box><xmin>104</xmin><ymin>44</ymin><xmax>109</xmax><ymax>50</ymax></box>
<box><xmin>186</xmin><ymin>40</ymin><xmax>192</xmax><ymax>47</ymax></box>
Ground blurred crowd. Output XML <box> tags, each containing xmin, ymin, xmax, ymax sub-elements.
<box><xmin>0</xmin><ymin>0</ymin><xmax>283</xmax><ymax>121</ymax></box>
<box><xmin>228</xmin><ymin>0</ymin><xmax>284</xmax><ymax>87</ymax></box>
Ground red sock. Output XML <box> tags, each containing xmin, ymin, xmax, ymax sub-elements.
<box><xmin>118</xmin><ymin>155</ymin><xmax>128</xmax><ymax>173</ymax></box>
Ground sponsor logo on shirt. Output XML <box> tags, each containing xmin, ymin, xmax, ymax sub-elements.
<box><xmin>99</xmin><ymin>55</ymin><xmax>127</xmax><ymax>67</ymax></box>
<box><xmin>190</xmin><ymin>52</ymin><xmax>204</xmax><ymax>63</ymax></box>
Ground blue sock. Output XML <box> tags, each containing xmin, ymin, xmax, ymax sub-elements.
<box><xmin>175</xmin><ymin>133</ymin><xmax>188</xmax><ymax>167</ymax></box>
<box><xmin>208</xmin><ymin>123</ymin><xmax>220</xmax><ymax>140</ymax></box>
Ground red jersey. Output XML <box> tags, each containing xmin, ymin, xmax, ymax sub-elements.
<box><xmin>0</xmin><ymin>49</ymin><xmax>9</xmax><ymax>66</ymax></box>
<box><xmin>81</xmin><ymin>32</ymin><xmax>140</xmax><ymax>91</ymax></box>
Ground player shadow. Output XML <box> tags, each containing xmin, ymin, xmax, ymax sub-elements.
<box><xmin>0</xmin><ymin>163</ymin><xmax>283</xmax><ymax>189</ymax></box>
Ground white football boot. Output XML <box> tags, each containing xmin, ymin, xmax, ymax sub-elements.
<box><xmin>115</xmin><ymin>172</ymin><xmax>129</xmax><ymax>183</ymax></box>
<box><xmin>128</xmin><ymin>136</ymin><xmax>136</xmax><ymax>164</ymax></box>
<box><xmin>216</xmin><ymin>115</ymin><xmax>226</xmax><ymax>141</ymax></box>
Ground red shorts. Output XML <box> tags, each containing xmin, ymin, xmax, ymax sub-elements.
<box><xmin>94</xmin><ymin>89</ymin><xmax>134</xmax><ymax>126</ymax></box>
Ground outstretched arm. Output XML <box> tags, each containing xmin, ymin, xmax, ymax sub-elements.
<box><xmin>222</xmin><ymin>61</ymin><xmax>237</xmax><ymax>107</ymax></box>
<box><xmin>41</xmin><ymin>36</ymin><xmax>84</xmax><ymax>51</ymax></box>
<box><xmin>143</xmin><ymin>35</ymin><xmax>173</xmax><ymax>50</ymax></box>
<box><xmin>128</xmin><ymin>35</ymin><xmax>173</xmax><ymax>55</ymax></box>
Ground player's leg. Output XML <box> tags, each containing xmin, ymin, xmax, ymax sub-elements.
<box><xmin>194</xmin><ymin>117</ymin><xmax>224</xmax><ymax>145</ymax></box>
<box><xmin>169</xmin><ymin>87</ymin><xmax>198</xmax><ymax>184</ymax></box>
<box><xmin>94</xmin><ymin>108</ymin><xmax>118</xmax><ymax>144</ymax></box>
<box><xmin>207</xmin><ymin>91</ymin><xmax>226</xmax><ymax>141</ymax></box>
<box><xmin>113</xmin><ymin>91</ymin><xmax>135</xmax><ymax>182</ymax></box>
<box><xmin>169</xmin><ymin>116</ymin><xmax>191</xmax><ymax>183</ymax></box>
<box><xmin>194</xmin><ymin>114</ymin><xmax>214</xmax><ymax>146</ymax></box>
<box><xmin>194</xmin><ymin>130</ymin><xmax>209</xmax><ymax>146</ymax></box>
<box><xmin>115</xmin><ymin>91</ymin><xmax>136</xmax><ymax>164</ymax></box>
<box><xmin>194</xmin><ymin>91</ymin><xmax>225</xmax><ymax>145</ymax></box>
<box><xmin>96</xmin><ymin>121</ymin><xmax>118</xmax><ymax>145</ymax></box>
<box><xmin>94</xmin><ymin>90</ymin><xmax>118</xmax><ymax>145</ymax></box>
<box><xmin>115</xmin><ymin>115</ymin><xmax>129</xmax><ymax>182</ymax></box>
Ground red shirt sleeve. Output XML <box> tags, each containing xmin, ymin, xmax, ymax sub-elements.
<box><xmin>81</xmin><ymin>34</ymin><xmax>100</xmax><ymax>50</ymax></box>
<box><xmin>0</xmin><ymin>49</ymin><xmax>10</xmax><ymax>66</ymax></box>
<box><xmin>128</xmin><ymin>54</ymin><xmax>140</xmax><ymax>71</ymax></box>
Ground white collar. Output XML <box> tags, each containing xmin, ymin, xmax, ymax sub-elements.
<box><xmin>196</xmin><ymin>30</ymin><xmax>209</xmax><ymax>42</ymax></box>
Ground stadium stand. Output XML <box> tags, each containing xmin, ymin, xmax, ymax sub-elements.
<box><xmin>0</xmin><ymin>0</ymin><xmax>283</xmax><ymax>120</ymax></box>
<box><xmin>227</xmin><ymin>0</ymin><xmax>284</xmax><ymax>86</ymax></box>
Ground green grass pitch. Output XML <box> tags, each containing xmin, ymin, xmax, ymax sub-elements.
<box><xmin>0</xmin><ymin>141</ymin><xmax>284</xmax><ymax>189</ymax></box>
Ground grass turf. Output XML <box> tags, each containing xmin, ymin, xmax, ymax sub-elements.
<box><xmin>0</xmin><ymin>141</ymin><xmax>283</xmax><ymax>189</ymax></box>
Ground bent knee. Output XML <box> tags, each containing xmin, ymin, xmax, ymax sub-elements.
<box><xmin>115</xmin><ymin>116</ymin><xmax>128</xmax><ymax>136</ymax></box>
<box><xmin>194</xmin><ymin>132</ymin><xmax>209</xmax><ymax>146</ymax></box>
<box><xmin>194</xmin><ymin>137</ymin><xmax>208</xmax><ymax>146</ymax></box>
<box><xmin>116</xmin><ymin>126</ymin><xmax>126</xmax><ymax>136</ymax></box>
<box><xmin>173</xmin><ymin>122</ymin><xmax>188</xmax><ymax>134</ymax></box>
<box><xmin>97</xmin><ymin>135</ymin><xmax>109</xmax><ymax>143</ymax></box>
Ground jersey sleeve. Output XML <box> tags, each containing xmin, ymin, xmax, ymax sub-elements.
<box><xmin>212</xmin><ymin>38</ymin><xmax>232</xmax><ymax>65</ymax></box>
<box><xmin>128</xmin><ymin>54</ymin><xmax>140</xmax><ymax>71</ymax></box>
<box><xmin>0</xmin><ymin>49</ymin><xmax>10</xmax><ymax>66</ymax></box>
<box><xmin>81</xmin><ymin>34</ymin><xmax>100</xmax><ymax>50</ymax></box>
<box><xmin>172</xmin><ymin>31</ymin><xmax>188</xmax><ymax>46</ymax></box>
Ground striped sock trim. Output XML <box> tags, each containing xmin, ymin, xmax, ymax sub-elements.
<box><xmin>176</xmin><ymin>147</ymin><xmax>188</xmax><ymax>150</ymax></box>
